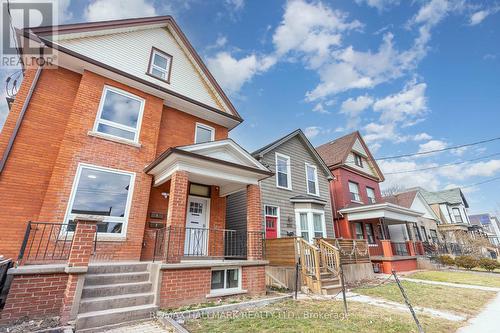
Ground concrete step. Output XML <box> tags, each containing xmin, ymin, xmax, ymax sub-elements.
<box><xmin>87</xmin><ymin>262</ymin><xmax>149</xmax><ymax>274</ymax></box>
<box><xmin>84</xmin><ymin>272</ymin><xmax>150</xmax><ymax>286</ymax></box>
<box><xmin>321</xmin><ymin>284</ymin><xmax>342</xmax><ymax>295</ymax></box>
<box><xmin>75</xmin><ymin>304</ymin><xmax>157</xmax><ymax>331</ymax></box>
<box><xmin>78</xmin><ymin>292</ymin><xmax>155</xmax><ymax>313</ymax></box>
<box><xmin>82</xmin><ymin>281</ymin><xmax>152</xmax><ymax>298</ymax></box>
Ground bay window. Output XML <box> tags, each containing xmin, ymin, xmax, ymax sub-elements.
<box><xmin>296</xmin><ymin>210</ymin><xmax>326</xmax><ymax>243</ymax></box>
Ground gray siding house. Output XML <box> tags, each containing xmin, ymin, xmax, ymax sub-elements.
<box><xmin>227</xmin><ymin>129</ymin><xmax>334</xmax><ymax>241</ymax></box>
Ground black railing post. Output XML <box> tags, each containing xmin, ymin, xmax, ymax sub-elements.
<box><xmin>17</xmin><ymin>221</ymin><xmax>32</xmax><ymax>263</ymax></box>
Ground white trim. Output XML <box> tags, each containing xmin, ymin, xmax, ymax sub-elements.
<box><xmin>304</xmin><ymin>162</ymin><xmax>319</xmax><ymax>197</ymax></box>
<box><xmin>92</xmin><ymin>85</ymin><xmax>145</xmax><ymax>144</ymax></box>
<box><xmin>294</xmin><ymin>208</ymin><xmax>326</xmax><ymax>243</ymax></box>
<box><xmin>194</xmin><ymin>122</ymin><xmax>216</xmax><ymax>144</ymax></box>
<box><xmin>209</xmin><ymin>267</ymin><xmax>242</xmax><ymax>293</ymax></box>
<box><xmin>185</xmin><ymin>195</ymin><xmax>211</xmax><ymax>256</ymax></box>
<box><xmin>149</xmin><ymin>49</ymin><xmax>171</xmax><ymax>80</ymax></box>
<box><xmin>275</xmin><ymin>152</ymin><xmax>292</xmax><ymax>190</ymax></box>
<box><xmin>264</xmin><ymin>205</ymin><xmax>281</xmax><ymax>238</ymax></box>
<box><xmin>348</xmin><ymin>181</ymin><xmax>361</xmax><ymax>202</ymax></box>
<box><xmin>63</xmin><ymin>163</ymin><xmax>136</xmax><ymax>238</ymax></box>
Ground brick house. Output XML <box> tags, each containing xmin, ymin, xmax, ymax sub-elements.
<box><xmin>316</xmin><ymin>132</ymin><xmax>423</xmax><ymax>274</ymax></box>
<box><xmin>0</xmin><ymin>16</ymin><xmax>271</xmax><ymax>330</ymax></box>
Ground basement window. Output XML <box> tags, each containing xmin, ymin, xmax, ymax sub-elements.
<box><xmin>211</xmin><ymin>268</ymin><xmax>241</xmax><ymax>292</ymax></box>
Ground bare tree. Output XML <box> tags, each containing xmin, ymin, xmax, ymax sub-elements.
<box><xmin>381</xmin><ymin>185</ymin><xmax>405</xmax><ymax>198</ymax></box>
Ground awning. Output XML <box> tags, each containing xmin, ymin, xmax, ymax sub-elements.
<box><xmin>145</xmin><ymin>139</ymin><xmax>273</xmax><ymax>196</ymax></box>
<box><xmin>339</xmin><ymin>203</ymin><xmax>422</xmax><ymax>223</ymax></box>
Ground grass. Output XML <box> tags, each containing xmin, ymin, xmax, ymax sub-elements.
<box><xmin>407</xmin><ymin>270</ymin><xmax>500</xmax><ymax>288</ymax></box>
<box><xmin>184</xmin><ymin>299</ymin><xmax>461</xmax><ymax>333</ymax></box>
<box><xmin>353</xmin><ymin>280</ymin><xmax>496</xmax><ymax>317</ymax></box>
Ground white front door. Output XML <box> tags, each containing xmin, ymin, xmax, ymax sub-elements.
<box><xmin>185</xmin><ymin>196</ymin><xmax>210</xmax><ymax>256</ymax></box>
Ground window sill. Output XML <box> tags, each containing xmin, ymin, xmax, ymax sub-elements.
<box><xmin>206</xmin><ymin>289</ymin><xmax>247</xmax><ymax>298</ymax></box>
<box><xmin>306</xmin><ymin>192</ymin><xmax>320</xmax><ymax>197</ymax></box>
<box><xmin>276</xmin><ymin>186</ymin><xmax>293</xmax><ymax>191</ymax></box>
<box><xmin>88</xmin><ymin>131</ymin><xmax>142</xmax><ymax>148</ymax></box>
<box><xmin>351</xmin><ymin>200</ymin><xmax>364</xmax><ymax>204</ymax></box>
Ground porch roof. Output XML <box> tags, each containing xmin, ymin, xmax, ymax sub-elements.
<box><xmin>339</xmin><ymin>202</ymin><xmax>422</xmax><ymax>223</ymax></box>
<box><xmin>145</xmin><ymin>139</ymin><xmax>273</xmax><ymax>196</ymax></box>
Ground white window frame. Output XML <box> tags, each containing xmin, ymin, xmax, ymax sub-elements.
<box><xmin>452</xmin><ymin>207</ymin><xmax>463</xmax><ymax>223</ymax></box>
<box><xmin>295</xmin><ymin>209</ymin><xmax>326</xmax><ymax>243</ymax></box>
<box><xmin>366</xmin><ymin>187</ymin><xmax>376</xmax><ymax>204</ymax></box>
<box><xmin>305</xmin><ymin>162</ymin><xmax>319</xmax><ymax>196</ymax></box>
<box><xmin>349</xmin><ymin>181</ymin><xmax>361</xmax><ymax>202</ymax></box>
<box><xmin>209</xmin><ymin>267</ymin><xmax>242</xmax><ymax>295</ymax></box>
<box><xmin>63</xmin><ymin>163</ymin><xmax>136</xmax><ymax>238</ymax></box>
<box><xmin>148</xmin><ymin>48</ymin><xmax>172</xmax><ymax>82</ymax></box>
<box><xmin>194</xmin><ymin>122</ymin><xmax>215</xmax><ymax>144</ymax></box>
<box><xmin>264</xmin><ymin>205</ymin><xmax>281</xmax><ymax>238</ymax></box>
<box><xmin>93</xmin><ymin>86</ymin><xmax>145</xmax><ymax>144</ymax></box>
<box><xmin>275</xmin><ymin>152</ymin><xmax>292</xmax><ymax>190</ymax></box>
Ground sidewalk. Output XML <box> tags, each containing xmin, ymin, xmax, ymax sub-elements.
<box><xmin>457</xmin><ymin>292</ymin><xmax>500</xmax><ymax>333</ymax></box>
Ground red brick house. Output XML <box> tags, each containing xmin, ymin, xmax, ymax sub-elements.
<box><xmin>0</xmin><ymin>16</ymin><xmax>271</xmax><ymax>330</ymax></box>
<box><xmin>316</xmin><ymin>132</ymin><xmax>422</xmax><ymax>274</ymax></box>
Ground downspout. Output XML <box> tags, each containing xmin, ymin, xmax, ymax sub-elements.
<box><xmin>0</xmin><ymin>65</ymin><xmax>43</xmax><ymax>174</ymax></box>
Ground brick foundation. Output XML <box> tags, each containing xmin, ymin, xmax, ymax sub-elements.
<box><xmin>376</xmin><ymin>259</ymin><xmax>418</xmax><ymax>274</ymax></box>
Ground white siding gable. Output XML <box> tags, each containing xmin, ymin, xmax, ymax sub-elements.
<box><xmin>352</xmin><ymin>138</ymin><xmax>367</xmax><ymax>155</ymax></box>
<box><xmin>345</xmin><ymin>152</ymin><xmax>376</xmax><ymax>177</ymax></box>
<box><xmin>411</xmin><ymin>195</ymin><xmax>436</xmax><ymax>220</ymax></box>
<box><xmin>56</xmin><ymin>27</ymin><xmax>223</xmax><ymax>111</ymax></box>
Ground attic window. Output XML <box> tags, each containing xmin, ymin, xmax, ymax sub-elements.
<box><xmin>147</xmin><ymin>48</ymin><xmax>172</xmax><ymax>83</ymax></box>
<box><xmin>354</xmin><ymin>153</ymin><xmax>363</xmax><ymax>167</ymax></box>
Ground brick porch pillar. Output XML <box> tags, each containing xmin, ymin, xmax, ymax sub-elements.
<box><xmin>380</xmin><ymin>240</ymin><xmax>393</xmax><ymax>257</ymax></box>
<box><xmin>246</xmin><ymin>184</ymin><xmax>263</xmax><ymax>260</ymax></box>
<box><xmin>406</xmin><ymin>240</ymin><xmax>416</xmax><ymax>256</ymax></box>
<box><xmin>165</xmin><ymin>171</ymin><xmax>189</xmax><ymax>263</ymax></box>
<box><xmin>415</xmin><ymin>241</ymin><xmax>424</xmax><ymax>255</ymax></box>
<box><xmin>60</xmin><ymin>217</ymin><xmax>98</xmax><ymax>325</ymax></box>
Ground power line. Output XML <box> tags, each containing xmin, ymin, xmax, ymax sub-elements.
<box><xmin>461</xmin><ymin>176</ymin><xmax>500</xmax><ymax>189</ymax></box>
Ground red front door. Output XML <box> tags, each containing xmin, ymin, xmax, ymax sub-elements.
<box><xmin>265</xmin><ymin>216</ymin><xmax>278</xmax><ymax>239</ymax></box>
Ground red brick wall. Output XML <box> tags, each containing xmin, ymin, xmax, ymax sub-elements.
<box><xmin>0</xmin><ymin>273</ymin><xmax>68</xmax><ymax>324</ymax></box>
<box><xmin>376</xmin><ymin>259</ymin><xmax>418</xmax><ymax>274</ymax></box>
<box><xmin>159</xmin><ymin>265</ymin><xmax>267</xmax><ymax>309</ymax></box>
<box><xmin>330</xmin><ymin>168</ymin><xmax>382</xmax><ymax>211</ymax></box>
<box><xmin>0</xmin><ymin>67</ymin><xmax>82</xmax><ymax>259</ymax></box>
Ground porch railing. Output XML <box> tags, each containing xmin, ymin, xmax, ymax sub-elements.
<box><xmin>391</xmin><ymin>242</ymin><xmax>409</xmax><ymax>256</ymax></box>
<box><xmin>151</xmin><ymin>226</ymin><xmax>264</xmax><ymax>262</ymax></box>
<box><xmin>316</xmin><ymin>239</ymin><xmax>341</xmax><ymax>277</ymax></box>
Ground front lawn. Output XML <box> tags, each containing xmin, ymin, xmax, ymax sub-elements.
<box><xmin>407</xmin><ymin>270</ymin><xmax>500</xmax><ymax>288</ymax></box>
<box><xmin>184</xmin><ymin>299</ymin><xmax>461</xmax><ymax>333</ymax></box>
<box><xmin>353</xmin><ymin>280</ymin><xmax>495</xmax><ymax>317</ymax></box>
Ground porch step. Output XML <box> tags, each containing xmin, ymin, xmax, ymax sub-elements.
<box><xmin>321</xmin><ymin>284</ymin><xmax>342</xmax><ymax>295</ymax></box>
<box><xmin>79</xmin><ymin>292</ymin><xmax>155</xmax><ymax>313</ymax></box>
<box><xmin>87</xmin><ymin>262</ymin><xmax>148</xmax><ymax>274</ymax></box>
<box><xmin>81</xmin><ymin>281</ymin><xmax>152</xmax><ymax>298</ymax></box>
<box><xmin>84</xmin><ymin>272</ymin><xmax>150</xmax><ymax>286</ymax></box>
<box><xmin>75</xmin><ymin>304</ymin><xmax>158</xmax><ymax>331</ymax></box>
<box><xmin>320</xmin><ymin>278</ymin><xmax>340</xmax><ymax>287</ymax></box>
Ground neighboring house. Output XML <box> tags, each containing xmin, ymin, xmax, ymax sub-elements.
<box><xmin>316</xmin><ymin>131</ymin><xmax>423</xmax><ymax>274</ymax></box>
<box><xmin>469</xmin><ymin>214</ymin><xmax>500</xmax><ymax>246</ymax></box>
<box><xmin>384</xmin><ymin>189</ymin><xmax>443</xmax><ymax>245</ymax></box>
<box><xmin>226</xmin><ymin>129</ymin><xmax>334</xmax><ymax>242</ymax></box>
<box><xmin>0</xmin><ymin>16</ymin><xmax>271</xmax><ymax>329</ymax></box>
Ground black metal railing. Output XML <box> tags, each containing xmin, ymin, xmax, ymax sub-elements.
<box><xmin>391</xmin><ymin>242</ymin><xmax>409</xmax><ymax>256</ymax></box>
<box><xmin>150</xmin><ymin>226</ymin><xmax>264</xmax><ymax>262</ymax></box>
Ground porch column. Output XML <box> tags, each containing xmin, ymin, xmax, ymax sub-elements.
<box><xmin>380</xmin><ymin>240</ymin><xmax>393</xmax><ymax>257</ymax></box>
<box><xmin>60</xmin><ymin>217</ymin><xmax>98</xmax><ymax>325</ymax></box>
<box><xmin>165</xmin><ymin>170</ymin><xmax>189</xmax><ymax>263</ymax></box>
<box><xmin>406</xmin><ymin>240</ymin><xmax>416</xmax><ymax>256</ymax></box>
<box><xmin>246</xmin><ymin>184</ymin><xmax>263</xmax><ymax>260</ymax></box>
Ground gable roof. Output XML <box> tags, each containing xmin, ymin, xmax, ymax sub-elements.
<box><xmin>20</xmin><ymin>16</ymin><xmax>242</xmax><ymax>128</ymax></box>
<box><xmin>315</xmin><ymin>131</ymin><xmax>384</xmax><ymax>181</ymax></box>
<box><xmin>383</xmin><ymin>190</ymin><xmax>418</xmax><ymax>209</ymax></box>
<box><xmin>421</xmin><ymin>188</ymin><xmax>469</xmax><ymax>208</ymax></box>
<box><xmin>252</xmin><ymin>129</ymin><xmax>332</xmax><ymax>179</ymax></box>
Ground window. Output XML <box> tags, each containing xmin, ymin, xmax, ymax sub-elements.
<box><xmin>194</xmin><ymin>123</ymin><xmax>215</xmax><ymax>144</ymax></box>
<box><xmin>66</xmin><ymin>164</ymin><xmax>135</xmax><ymax>235</ymax></box>
<box><xmin>420</xmin><ymin>226</ymin><xmax>428</xmax><ymax>241</ymax></box>
<box><xmin>366</xmin><ymin>187</ymin><xmax>376</xmax><ymax>204</ymax></box>
<box><xmin>305</xmin><ymin>163</ymin><xmax>319</xmax><ymax>196</ymax></box>
<box><xmin>299</xmin><ymin>213</ymin><xmax>309</xmax><ymax>241</ymax></box>
<box><xmin>354</xmin><ymin>153</ymin><xmax>363</xmax><ymax>167</ymax></box>
<box><xmin>452</xmin><ymin>208</ymin><xmax>463</xmax><ymax>223</ymax></box>
<box><xmin>211</xmin><ymin>268</ymin><xmax>240</xmax><ymax>292</ymax></box>
<box><xmin>412</xmin><ymin>223</ymin><xmax>422</xmax><ymax>241</ymax></box>
<box><xmin>275</xmin><ymin>153</ymin><xmax>291</xmax><ymax>189</ymax></box>
<box><xmin>430</xmin><ymin>229</ymin><xmax>439</xmax><ymax>243</ymax></box>
<box><xmin>265</xmin><ymin>205</ymin><xmax>279</xmax><ymax>238</ymax></box>
<box><xmin>313</xmin><ymin>213</ymin><xmax>324</xmax><ymax>238</ymax></box>
<box><xmin>354</xmin><ymin>222</ymin><xmax>364</xmax><ymax>240</ymax></box>
<box><xmin>189</xmin><ymin>183</ymin><xmax>211</xmax><ymax>197</ymax></box>
<box><xmin>296</xmin><ymin>210</ymin><xmax>325</xmax><ymax>243</ymax></box>
<box><xmin>94</xmin><ymin>86</ymin><xmax>145</xmax><ymax>143</ymax></box>
<box><xmin>365</xmin><ymin>223</ymin><xmax>375</xmax><ymax>244</ymax></box>
<box><xmin>147</xmin><ymin>48</ymin><xmax>172</xmax><ymax>82</ymax></box>
<box><xmin>349</xmin><ymin>181</ymin><xmax>361</xmax><ymax>202</ymax></box>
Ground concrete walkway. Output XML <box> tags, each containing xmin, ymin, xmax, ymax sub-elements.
<box><xmin>102</xmin><ymin>320</ymin><xmax>170</xmax><ymax>332</ymax></box>
<box><xmin>457</xmin><ymin>292</ymin><xmax>500</xmax><ymax>333</ymax></box>
<box><xmin>398</xmin><ymin>277</ymin><xmax>500</xmax><ymax>292</ymax></box>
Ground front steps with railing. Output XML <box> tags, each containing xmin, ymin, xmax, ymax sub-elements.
<box><xmin>75</xmin><ymin>262</ymin><xmax>157</xmax><ymax>332</ymax></box>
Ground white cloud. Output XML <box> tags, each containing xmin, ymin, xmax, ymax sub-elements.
<box><xmin>312</xmin><ymin>103</ymin><xmax>330</xmax><ymax>114</ymax></box>
<box><xmin>207</xmin><ymin>36</ymin><xmax>228</xmax><ymax>50</ymax></box>
<box><xmin>413</xmin><ymin>133</ymin><xmax>432</xmax><ymax>141</ymax></box>
<box><xmin>340</xmin><ymin>95</ymin><xmax>374</xmax><ymax>128</ymax></box>
<box><xmin>225</xmin><ymin>0</ymin><xmax>245</xmax><ymax>11</ymax></box>
<box><xmin>207</xmin><ymin>52</ymin><xmax>276</xmax><ymax>94</ymax></box>
<box><xmin>304</xmin><ymin>126</ymin><xmax>321</xmax><ymax>139</ymax></box>
<box><xmin>84</xmin><ymin>0</ymin><xmax>157</xmax><ymax>21</ymax></box>
<box><xmin>418</xmin><ymin>139</ymin><xmax>447</xmax><ymax>153</ymax></box>
<box><xmin>379</xmin><ymin>159</ymin><xmax>441</xmax><ymax>191</ymax></box>
<box><xmin>444</xmin><ymin>184</ymin><xmax>478</xmax><ymax>194</ymax></box>
<box><xmin>451</xmin><ymin>146</ymin><xmax>467</xmax><ymax>156</ymax></box>
<box><xmin>439</xmin><ymin>160</ymin><xmax>500</xmax><ymax>180</ymax></box>
<box><xmin>355</xmin><ymin>0</ymin><xmax>400</xmax><ymax>11</ymax></box>
<box><xmin>469</xmin><ymin>7</ymin><xmax>500</xmax><ymax>26</ymax></box>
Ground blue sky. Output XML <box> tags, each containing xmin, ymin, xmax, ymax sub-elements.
<box><xmin>1</xmin><ymin>0</ymin><xmax>499</xmax><ymax>214</ymax></box>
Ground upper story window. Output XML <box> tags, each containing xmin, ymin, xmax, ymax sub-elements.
<box><xmin>66</xmin><ymin>164</ymin><xmax>135</xmax><ymax>236</ymax></box>
<box><xmin>195</xmin><ymin>123</ymin><xmax>215</xmax><ymax>144</ymax></box>
<box><xmin>452</xmin><ymin>208</ymin><xmax>463</xmax><ymax>223</ymax></box>
<box><xmin>366</xmin><ymin>187</ymin><xmax>376</xmax><ymax>204</ymax></box>
<box><xmin>275</xmin><ymin>153</ymin><xmax>292</xmax><ymax>190</ymax></box>
<box><xmin>94</xmin><ymin>86</ymin><xmax>145</xmax><ymax>143</ymax></box>
<box><xmin>354</xmin><ymin>153</ymin><xmax>363</xmax><ymax>167</ymax></box>
<box><xmin>305</xmin><ymin>163</ymin><xmax>319</xmax><ymax>196</ymax></box>
<box><xmin>147</xmin><ymin>47</ymin><xmax>173</xmax><ymax>83</ymax></box>
<box><xmin>348</xmin><ymin>181</ymin><xmax>361</xmax><ymax>202</ymax></box>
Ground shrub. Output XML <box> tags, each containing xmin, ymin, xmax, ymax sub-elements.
<box><xmin>455</xmin><ymin>255</ymin><xmax>479</xmax><ymax>270</ymax></box>
<box><xmin>437</xmin><ymin>255</ymin><xmax>455</xmax><ymax>266</ymax></box>
<box><xmin>478</xmin><ymin>258</ymin><xmax>499</xmax><ymax>272</ymax></box>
